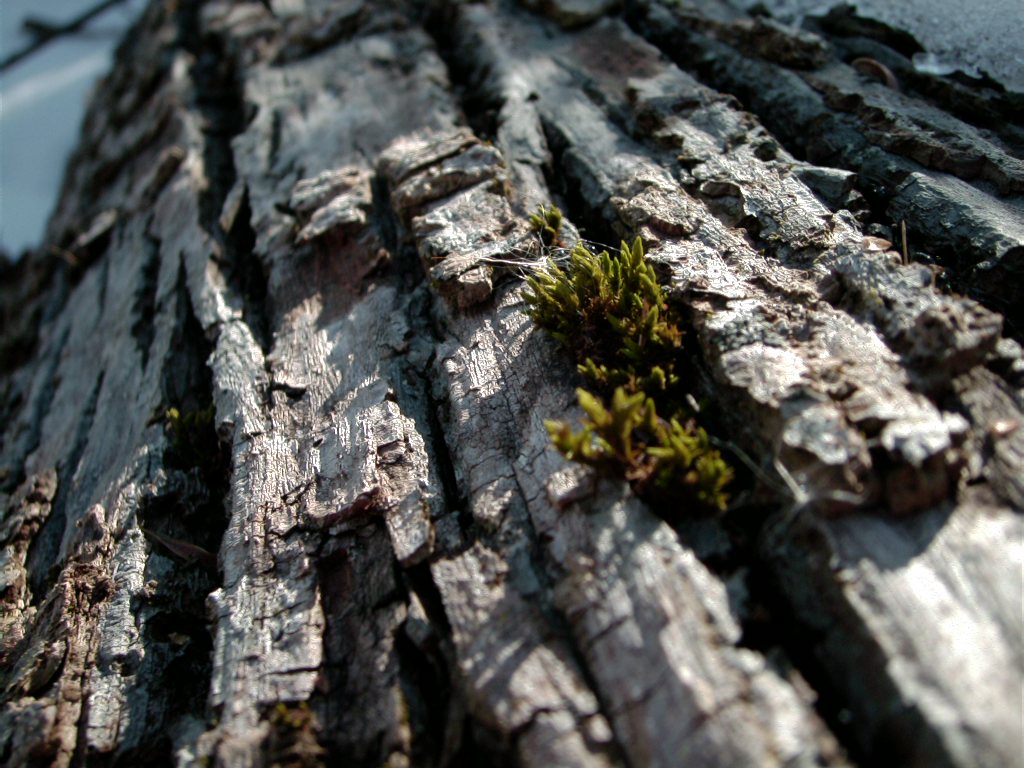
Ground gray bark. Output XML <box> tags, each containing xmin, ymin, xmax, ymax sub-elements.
<box><xmin>0</xmin><ymin>0</ymin><xmax>1020</xmax><ymax>766</ymax></box>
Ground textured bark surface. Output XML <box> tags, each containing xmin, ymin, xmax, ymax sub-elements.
<box><xmin>1</xmin><ymin>1</ymin><xmax>1020</xmax><ymax>766</ymax></box>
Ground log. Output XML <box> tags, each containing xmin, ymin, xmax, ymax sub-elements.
<box><xmin>0</xmin><ymin>1</ymin><xmax>1019</xmax><ymax>766</ymax></box>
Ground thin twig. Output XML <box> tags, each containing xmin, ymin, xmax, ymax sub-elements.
<box><xmin>851</xmin><ymin>57</ymin><xmax>900</xmax><ymax>90</ymax></box>
<box><xmin>1</xmin><ymin>0</ymin><xmax>129</xmax><ymax>73</ymax></box>
<box><xmin>140</xmin><ymin>526</ymin><xmax>219</xmax><ymax>571</ymax></box>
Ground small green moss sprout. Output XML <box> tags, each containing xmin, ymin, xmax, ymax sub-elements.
<box><xmin>529</xmin><ymin>204</ymin><xmax>564</xmax><ymax>246</ymax></box>
<box><xmin>271</xmin><ymin>702</ymin><xmax>315</xmax><ymax>731</ymax></box>
<box><xmin>164</xmin><ymin>405</ymin><xmax>219</xmax><ymax>474</ymax></box>
<box><xmin>524</xmin><ymin>231</ymin><xmax>732</xmax><ymax>512</ymax></box>
<box><xmin>268</xmin><ymin>702</ymin><xmax>325</xmax><ymax>766</ymax></box>
<box><xmin>524</xmin><ymin>237</ymin><xmax>683</xmax><ymax>392</ymax></box>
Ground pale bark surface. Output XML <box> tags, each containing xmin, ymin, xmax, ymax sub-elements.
<box><xmin>0</xmin><ymin>1</ymin><xmax>1021</xmax><ymax>766</ymax></box>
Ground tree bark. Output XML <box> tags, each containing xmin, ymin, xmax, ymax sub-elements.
<box><xmin>1</xmin><ymin>1</ymin><xmax>1020</xmax><ymax>766</ymax></box>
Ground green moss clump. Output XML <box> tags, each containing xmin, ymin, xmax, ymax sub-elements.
<box><xmin>529</xmin><ymin>204</ymin><xmax>565</xmax><ymax>247</ymax></box>
<box><xmin>268</xmin><ymin>703</ymin><xmax>325</xmax><ymax>766</ymax></box>
<box><xmin>525</xmin><ymin>237</ymin><xmax>682</xmax><ymax>396</ymax></box>
<box><xmin>271</xmin><ymin>702</ymin><xmax>316</xmax><ymax>731</ymax></box>
<box><xmin>524</xmin><ymin>234</ymin><xmax>732</xmax><ymax>512</ymax></box>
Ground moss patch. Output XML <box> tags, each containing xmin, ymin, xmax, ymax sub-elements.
<box><xmin>529</xmin><ymin>203</ymin><xmax>565</xmax><ymax>247</ymax></box>
<box><xmin>524</xmin><ymin>229</ymin><xmax>732</xmax><ymax>512</ymax></box>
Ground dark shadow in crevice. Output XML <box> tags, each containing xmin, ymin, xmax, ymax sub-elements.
<box><xmin>176</xmin><ymin>0</ymin><xmax>271</xmax><ymax>354</ymax></box>
<box><xmin>131</xmin><ymin>230</ymin><xmax>162</xmax><ymax>372</ymax></box>
<box><xmin>753</xmin><ymin>503</ymin><xmax>961</xmax><ymax>767</ymax></box>
<box><xmin>417</xmin><ymin>0</ymin><xmax>501</xmax><ymax>143</ymax></box>
<box><xmin>222</xmin><ymin>188</ymin><xmax>271</xmax><ymax>354</ymax></box>
<box><xmin>369</xmin><ymin>166</ymin><xmax>472</xmax><ymax>543</ymax></box>
<box><xmin>0</xmin><ymin>325</ymin><xmax>68</xmax><ymax>497</ymax></box>
<box><xmin>312</xmin><ymin>526</ymin><xmax>483</xmax><ymax>767</ymax></box>
<box><xmin>393</xmin><ymin>593</ymin><xmax>453</xmax><ymax>766</ymax></box>
<box><xmin>25</xmin><ymin>369</ymin><xmax>104</xmax><ymax>600</ymax></box>
<box><xmin>108</xmin><ymin>259</ymin><xmax>229</xmax><ymax>761</ymax></box>
<box><xmin>160</xmin><ymin>257</ymin><xmax>230</xmax><ymax>533</ymax></box>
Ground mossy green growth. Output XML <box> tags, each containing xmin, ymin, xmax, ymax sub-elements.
<box><xmin>529</xmin><ymin>204</ymin><xmax>564</xmax><ymax>246</ymax></box>
<box><xmin>268</xmin><ymin>702</ymin><xmax>325</xmax><ymax>766</ymax></box>
<box><xmin>524</xmin><ymin>234</ymin><xmax>732</xmax><ymax>512</ymax></box>
<box><xmin>524</xmin><ymin>237</ymin><xmax>683</xmax><ymax>396</ymax></box>
<box><xmin>271</xmin><ymin>702</ymin><xmax>315</xmax><ymax>731</ymax></box>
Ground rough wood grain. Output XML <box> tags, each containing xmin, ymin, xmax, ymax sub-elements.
<box><xmin>1</xmin><ymin>0</ymin><xmax>1020</xmax><ymax>766</ymax></box>
<box><xmin>630</xmin><ymin>0</ymin><xmax>1024</xmax><ymax>336</ymax></box>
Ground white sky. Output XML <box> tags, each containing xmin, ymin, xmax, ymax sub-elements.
<box><xmin>0</xmin><ymin>0</ymin><xmax>146</xmax><ymax>258</ymax></box>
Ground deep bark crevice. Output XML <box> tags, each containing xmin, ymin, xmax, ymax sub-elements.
<box><xmin>392</xmin><ymin>608</ymin><xmax>454</xmax><ymax>766</ymax></box>
<box><xmin>123</xmin><ymin>584</ymin><xmax>217</xmax><ymax>757</ymax></box>
<box><xmin>131</xmin><ymin>230</ymin><xmax>162</xmax><ymax>372</ymax></box>
<box><xmin>178</xmin><ymin>0</ymin><xmax>271</xmax><ymax>353</ymax></box>
<box><xmin>419</xmin><ymin>0</ymin><xmax>501</xmax><ymax>143</ymax></box>
<box><xmin>536</xmin><ymin>115</ymin><xmax>624</xmax><ymax>247</ymax></box>
<box><xmin>704</xmin><ymin>506</ymin><xmax>867</xmax><ymax>764</ymax></box>
<box><xmin>223</xmin><ymin>189</ymin><xmax>271</xmax><ymax>354</ymax></box>
<box><xmin>448</xmin><ymin>715</ymin><xmax>516</xmax><ymax>768</ymax></box>
<box><xmin>163</xmin><ymin>260</ymin><xmax>215</xmax><ymax>415</ymax></box>
<box><xmin>413</xmin><ymin>348</ymin><xmax>472</xmax><ymax>540</ymax></box>
<box><xmin>25</xmin><ymin>370</ymin><xmax>104</xmax><ymax>600</ymax></box>
<box><xmin>0</xmin><ymin>325</ymin><xmax>67</xmax><ymax>496</ymax></box>
<box><xmin>105</xmin><ymin>257</ymin><xmax>232</xmax><ymax>759</ymax></box>
<box><xmin>370</xmin><ymin>168</ymin><xmax>470</xmax><ymax>538</ymax></box>
<box><xmin>370</xmin><ymin>163</ymin><xmax>477</xmax><ymax>546</ymax></box>
<box><xmin>159</xmin><ymin>259</ymin><xmax>229</xmax><ymax>554</ymax></box>
<box><xmin>741</xmin><ymin>548</ymin><xmax>866</xmax><ymax>766</ymax></box>
<box><xmin>313</xmin><ymin>528</ymin><xmax>415</xmax><ymax>766</ymax></box>
<box><xmin>176</xmin><ymin>2</ymin><xmax>241</xmax><ymax>231</ymax></box>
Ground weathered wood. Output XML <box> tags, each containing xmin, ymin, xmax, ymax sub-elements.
<box><xmin>630</xmin><ymin>0</ymin><xmax>1024</xmax><ymax>336</ymax></box>
<box><xmin>1</xmin><ymin>0</ymin><xmax>1020</xmax><ymax>766</ymax></box>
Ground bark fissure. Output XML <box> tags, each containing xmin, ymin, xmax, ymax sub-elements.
<box><xmin>420</xmin><ymin>0</ymin><xmax>502</xmax><ymax>145</ymax></box>
<box><xmin>225</xmin><ymin>189</ymin><xmax>271</xmax><ymax>355</ymax></box>
<box><xmin>0</xmin><ymin>326</ymin><xmax>68</xmax><ymax>496</ymax></box>
<box><xmin>178</xmin><ymin>1</ymin><xmax>271</xmax><ymax>354</ymax></box>
<box><xmin>25</xmin><ymin>371</ymin><xmax>105</xmax><ymax>600</ymax></box>
<box><xmin>740</xmin><ymin>541</ymin><xmax>872</xmax><ymax>765</ymax></box>
<box><xmin>132</xmin><ymin>231</ymin><xmax>162</xmax><ymax>372</ymax></box>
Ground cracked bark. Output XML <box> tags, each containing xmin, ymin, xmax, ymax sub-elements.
<box><xmin>0</xmin><ymin>1</ymin><xmax>1020</xmax><ymax>766</ymax></box>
